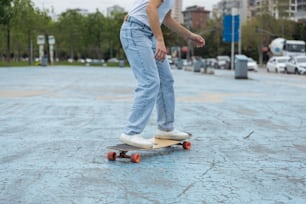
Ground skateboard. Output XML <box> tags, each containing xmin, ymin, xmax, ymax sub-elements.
<box><xmin>107</xmin><ymin>135</ymin><xmax>192</xmax><ymax>163</ymax></box>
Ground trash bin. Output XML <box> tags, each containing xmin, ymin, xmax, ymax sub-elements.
<box><xmin>193</xmin><ymin>59</ymin><xmax>203</xmax><ymax>72</ymax></box>
<box><xmin>175</xmin><ymin>58</ymin><xmax>183</xmax><ymax>70</ymax></box>
<box><xmin>41</xmin><ymin>56</ymin><xmax>48</xmax><ymax>67</ymax></box>
<box><xmin>235</xmin><ymin>55</ymin><xmax>248</xmax><ymax>79</ymax></box>
<box><xmin>119</xmin><ymin>59</ymin><xmax>125</xmax><ymax>68</ymax></box>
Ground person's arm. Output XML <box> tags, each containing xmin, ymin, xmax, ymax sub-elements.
<box><xmin>146</xmin><ymin>0</ymin><xmax>167</xmax><ymax>61</ymax></box>
<box><xmin>163</xmin><ymin>11</ymin><xmax>205</xmax><ymax>48</ymax></box>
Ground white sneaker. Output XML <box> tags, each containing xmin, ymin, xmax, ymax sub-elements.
<box><xmin>120</xmin><ymin>133</ymin><xmax>153</xmax><ymax>149</ymax></box>
<box><xmin>155</xmin><ymin>129</ymin><xmax>191</xmax><ymax>141</ymax></box>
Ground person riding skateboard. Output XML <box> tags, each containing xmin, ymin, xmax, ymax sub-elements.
<box><xmin>119</xmin><ymin>0</ymin><xmax>205</xmax><ymax>148</ymax></box>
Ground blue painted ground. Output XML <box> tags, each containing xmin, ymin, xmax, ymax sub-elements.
<box><xmin>0</xmin><ymin>66</ymin><xmax>305</xmax><ymax>203</ymax></box>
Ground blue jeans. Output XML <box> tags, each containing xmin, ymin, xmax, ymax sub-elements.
<box><xmin>120</xmin><ymin>16</ymin><xmax>175</xmax><ymax>135</ymax></box>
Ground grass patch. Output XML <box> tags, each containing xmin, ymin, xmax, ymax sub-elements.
<box><xmin>0</xmin><ymin>61</ymin><xmax>32</xmax><ymax>67</ymax></box>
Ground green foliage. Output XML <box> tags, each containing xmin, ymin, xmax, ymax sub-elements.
<box><xmin>84</xmin><ymin>11</ymin><xmax>107</xmax><ymax>59</ymax></box>
<box><xmin>293</xmin><ymin>24</ymin><xmax>306</xmax><ymax>41</ymax></box>
<box><xmin>0</xmin><ymin>0</ymin><xmax>13</xmax><ymax>25</ymax></box>
<box><xmin>55</xmin><ymin>9</ymin><xmax>87</xmax><ymax>60</ymax></box>
<box><xmin>0</xmin><ymin>60</ymin><xmax>29</xmax><ymax>67</ymax></box>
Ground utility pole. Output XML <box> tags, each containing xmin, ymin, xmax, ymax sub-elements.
<box><xmin>231</xmin><ymin>8</ymin><xmax>236</xmax><ymax>70</ymax></box>
<box><xmin>238</xmin><ymin>0</ymin><xmax>242</xmax><ymax>54</ymax></box>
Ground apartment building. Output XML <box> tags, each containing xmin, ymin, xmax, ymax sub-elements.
<box><xmin>182</xmin><ymin>6</ymin><xmax>210</xmax><ymax>30</ymax></box>
<box><xmin>211</xmin><ymin>0</ymin><xmax>306</xmax><ymax>23</ymax></box>
<box><xmin>211</xmin><ymin>0</ymin><xmax>252</xmax><ymax>24</ymax></box>
<box><xmin>255</xmin><ymin>0</ymin><xmax>306</xmax><ymax>22</ymax></box>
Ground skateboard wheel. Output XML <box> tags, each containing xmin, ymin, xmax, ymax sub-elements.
<box><xmin>107</xmin><ymin>152</ymin><xmax>117</xmax><ymax>161</ymax></box>
<box><xmin>131</xmin><ymin>153</ymin><xmax>141</xmax><ymax>163</ymax></box>
<box><xmin>183</xmin><ymin>141</ymin><xmax>191</xmax><ymax>150</ymax></box>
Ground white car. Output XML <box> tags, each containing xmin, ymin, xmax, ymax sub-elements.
<box><xmin>247</xmin><ymin>58</ymin><xmax>258</xmax><ymax>72</ymax></box>
<box><xmin>217</xmin><ymin>56</ymin><xmax>230</xmax><ymax>69</ymax></box>
<box><xmin>285</xmin><ymin>56</ymin><xmax>306</xmax><ymax>74</ymax></box>
<box><xmin>107</xmin><ymin>58</ymin><xmax>119</xmax><ymax>63</ymax></box>
<box><xmin>167</xmin><ymin>55</ymin><xmax>174</xmax><ymax>65</ymax></box>
<box><xmin>266</xmin><ymin>56</ymin><xmax>289</xmax><ymax>73</ymax></box>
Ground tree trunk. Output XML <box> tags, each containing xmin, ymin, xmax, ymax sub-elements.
<box><xmin>257</xmin><ymin>44</ymin><xmax>263</xmax><ymax>66</ymax></box>
<box><xmin>6</xmin><ymin>26</ymin><xmax>10</xmax><ymax>63</ymax></box>
<box><xmin>28</xmin><ymin>30</ymin><xmax>32</xmax><ymax>65</ymax></box>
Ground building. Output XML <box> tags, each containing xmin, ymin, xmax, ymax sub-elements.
<box><xmin>211</xmin><ymin>0</ymin><xmax>306</xmax><ymax>23</ymax></box>
<box><xmin>255</xmin><ymin>0</ymin><xmax>306</xmax><ymax>22</ymax></box>
<box><xmin>248</xmin><ymin>0</ymin><xmax>257</xmax><ymax>20</ymax></box>
<box><xmin>211</xmin><ymin>0</ymin><xmax>251</xmax><ymax>24</ymax></box>
<box><xmin>182</xmin><ymin>6</ymin><xmax>210</xmax><ymax>30</ymax></box>
<box><xmin>294</xmin><ymin>0</ymin><xmax>306</xmax><ymax>22</ymax></box>
<box><xmin>255</xmin><ymin>0</ymin><xmax>290</xmax><ymax>18</ymax></box>
<box><xmin>107</xmin><ymin>5</ymin><xmax>125</xmax><ymax>17</ymax></box>
<box><xmin>172</xmin><ymin>0</ymin><xmax>184</xmax><ymax>24</ymax></box>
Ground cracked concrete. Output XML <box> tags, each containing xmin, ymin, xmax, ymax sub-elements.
<box><xmin>0</xmin><ymin>66</ymin><xmax>306</xmax><ymax>203</ymax></box>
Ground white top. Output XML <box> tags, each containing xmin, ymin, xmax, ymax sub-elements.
<box><xmin>128</xmin><ymin>0</ymin><xmax>175</xmax><ymax>26</ymax></box>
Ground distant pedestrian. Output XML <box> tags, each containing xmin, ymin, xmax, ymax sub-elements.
<box><xmin>119</xmin><ymin>0</ymin><xmax>205</xmax><ymax>148</ymax></box>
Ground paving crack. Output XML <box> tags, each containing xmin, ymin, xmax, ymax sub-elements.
<box><xmin>177</xmin><ymin>160</ymin><xmax>216</xmax><ymax>198</ymax></box>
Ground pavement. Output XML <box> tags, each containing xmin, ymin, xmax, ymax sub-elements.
<box><xmin>0</xmin><ymin>66</ymin><xmax>306</xmax><ymax>204</ymax></box>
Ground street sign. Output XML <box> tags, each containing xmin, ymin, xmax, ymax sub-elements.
<box><xmin>37</xmin><ymin>35</ymin><xmax>45</xmax><ymax>45</ymax></box>
<box><xmin>48</xmin><ymin>35</ymin><xmax>55</xmax><ymax>45</ymax></box>
<box><xmin>223</xmin><ymin>15</ymin><xmax>240</xmax><ymax>43</ymax></box>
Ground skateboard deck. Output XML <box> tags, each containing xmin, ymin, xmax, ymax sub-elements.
<box><xmin>107</xmin><ymin>136</ymin><xmax>191</xmax><ymax>163</ymax></box>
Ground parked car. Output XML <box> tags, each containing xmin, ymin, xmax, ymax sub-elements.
<box><xmin>205</xmin><ymin>58</ymin><xmax>217</xmax><ymax>68</ymax></box>
<box><xmin>107</xmin><ymin>58</ymin><xmax>119</xmax><ymax>63</ymax></box>
<box><xmin>182</xmin><ymin>59</ymin><xmax>192</xmax><ymax>67</ymax></box>
<box><xmin>92</xmin><ymin>59</ymin><xmax>105</xmax><ymax>64</ymax></box>
<box><xmin>247</xmin><ymin>57</ymin><xmax>258</xmax><ymax>72</ymax></box>
<box><xmin>167</xmin><ymin>55</ymin><xmax>174</xmax><ymax>65</ymax></box>
<box><xmin>266</xmin><ymin>56</ymin><xmax>289</xmax><ymax>73</ymax></box>
<box><xmin>285</xmin><ymin>55</ymin><xmax>306</xmax><ymax>74</ymax></box>
<box><xmin>216</xmin><ymin>56</ymin><xmax>230</xmax><ymax>69</ymax></box>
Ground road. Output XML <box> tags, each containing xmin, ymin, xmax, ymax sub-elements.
<box><xmin>0</xmin><ymin>66</ymin><xmax>306</xmax><ymax>203</ymax></box>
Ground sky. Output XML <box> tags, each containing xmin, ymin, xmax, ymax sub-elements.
<box><xmin>31</xmin><ymin>0</ymin><xmax>216</xmax><ymax>15</ymax></box>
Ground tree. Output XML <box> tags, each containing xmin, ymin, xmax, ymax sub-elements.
<box><xmin>105</xmin><ymin>12</ymin><xmax>126</xmax><ymax>59</ymax></box>
<box><xmin>0</xmin><ymin>0</ymin><xmax>52</xmax><ymax>64</ymax></box>
<box><xmin>56</xmin><ymin>10</ymin><xmax>86</xmax><ymax>60</ymax></box>
<box><xmin>10</xmin><ymin>0</ymin><xmax>47</xmax><ymax>64</ymax></box>
<box><xmin>85</xmin><ymin>10</ymin><xmax>106</xmax><ymax>59</ymax></box>
<box><xmin>0</xmin><ymin>0</ymin><xmax>13</xmax><ymax>62</ymax></box>
<box><xmin>199</xmin><ymin>18</ymin><xmax>225</xmax><ymax>58</ymax></box>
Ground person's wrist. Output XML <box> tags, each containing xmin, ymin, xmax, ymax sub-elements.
<box><xmin>156</xmin><ymin>38</ymin><xmax>164</xmax><ymax>42</ymax></box>
<box><xmin>184</xmin><ymin>33</ymin><xmax>192</xmax><ymax>41</ymax></box>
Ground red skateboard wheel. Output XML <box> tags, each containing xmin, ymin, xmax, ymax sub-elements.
<box><xmin>131</xmin><ymin>153</ymin><xmax>141</xmax><ymax>163</ymax></box>
<box><xmin>107</xmin><ymin>152</ymin><xmax>117</xmax><ymax>161</ymax></box>
<box><xmin>183</xmin><ymin>141</ymin><xmax>191</xmax><ymax>150</ymax></box>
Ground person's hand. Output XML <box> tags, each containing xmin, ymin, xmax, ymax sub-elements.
<box><xmin>187</xmin><ymin>33</ymin><xmax>205</xmax><ymax>48</ymax></box>
<box><xmin>155</xmin><ymin>39</ymin><xmax>167</xmax><ymax>61</ymax></box>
